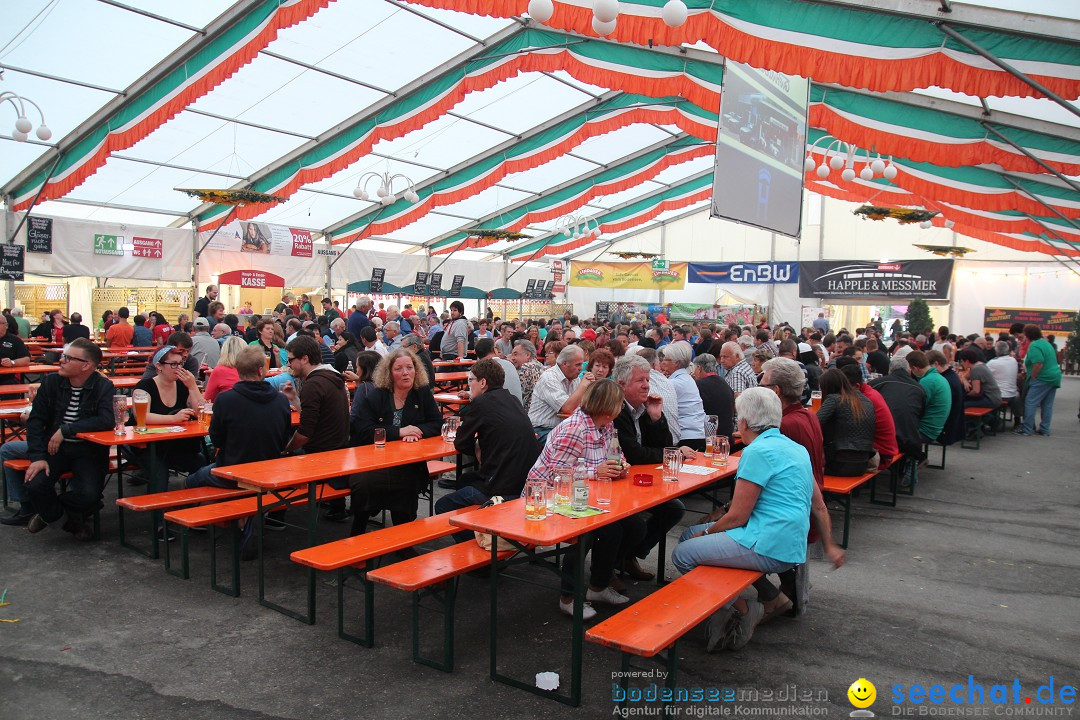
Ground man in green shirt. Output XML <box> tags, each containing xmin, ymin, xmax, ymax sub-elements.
<box><xmin>907</xmin><ymin>350</ymin><xmax>951</xmax><ymax>442</ymax></box>
<box><xmin>1017</xmin><ymin>325</ymin><xmax>1061</xmax><ymax>437</ymax></box>
<box><xmin>11</xmin><ymin>308</ymin><xmax>30</xmax><ymax>338</ymax></box>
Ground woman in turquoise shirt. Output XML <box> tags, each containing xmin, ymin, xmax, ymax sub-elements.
<box><xmin>673</xmin><ymin>387</ymin><xmax>840</xmax><ymax>651</ymax></box>
<box><xmin>1016</xmin><ymin>324</ymin><xmax>1061</xmax><ymax>436</ymax></box>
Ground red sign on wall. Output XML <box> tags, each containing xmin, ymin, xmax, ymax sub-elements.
<box><xmin>291</xmin><ymin>229</ymin><xmax>313</xmax><ymax>257</ymax></box>
<box><xmin>132</xmin><ymin>237</ymin><xmax>163</xmax><ymax>259</ymax></box>
<box><xmin>218</xmin><ymin>269</ymin><xmax>286</xmax><ymax>288</ymax></box>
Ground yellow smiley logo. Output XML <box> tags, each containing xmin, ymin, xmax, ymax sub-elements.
<box><xmin>848</xmin><ymin>678</ymin><xmax>876</xmax><ymax>709</ymax></box>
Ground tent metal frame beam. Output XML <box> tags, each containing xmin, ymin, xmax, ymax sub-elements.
<box><xmin>95</xmin><ymin>0</ymin><xmax>205</xmax><ymax>34</ymax></box>
<box><xmin>380</xmin><ymin>0</ymin><xmax>486</xmax><ymax>44</ymax></box>
<box><xmin>182</xmin><ymin>108</ymin><xmax>317</xmax><ymax>140</ymax></box>
<box><xmin>0</xmin><ymin>62</ymin><xmax>125</xmax><ymax>95</ymax></box>
<box><xmin>422</xmin><ymin>130</ymin><xmax>692</xmax><ymax>252</ymax></box>
<box><xmin>560</xmin><ymin>204</ymin><xmax>709</xmax><ymax>260</ymax></box>
<box><xmin>803</xmin><ymin>0</ymin><xmax>1078</xmax><ymax>42</ymax></box>
<box><xmin>184</xmin><ymin>22</ymin><xmax>527</xmax><ymax>226</ymax></box>
<box><xmin>2</xmin><ymin>0</ymin><xmax>270</xmax><ymax>197</ymax></box>
<box><xmin>980</xmin><ymin>124</ymin><xmax>1080</xmax><ymax>194</ymax></box>
<box><xmin>322</xmin><ymin>90</ymin><xmax>620</xmax><ymax>237</ymax></box>
<box><xmin>46</xmin><ymin>196</ymin><xmax>192</xmax><ymax>218</ymax></box>
<box><xmin>935</xmin><ymin>23</ymin><xmax>1080</xmax><ymax>121</ymax></box>
<box><xmin>110</xmin><ymin>154</ymin><xmax>248</xmax><ymax>180</ymax></box>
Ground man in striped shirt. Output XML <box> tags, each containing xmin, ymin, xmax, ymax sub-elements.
<box><xmin>25</xmin><ymin>338</ymin><xmax>116</xmax><ymax>540</ymax></box>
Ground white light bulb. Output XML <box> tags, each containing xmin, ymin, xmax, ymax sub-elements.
<box><xmin>376</xmin><ymin>185</ymin><xmax>388</xmax><ymax>198</ymax></box>
<box><xmin>829</xmin><ymin>155</ymin><xmax>845</xmax><ymax>170</ymax></box>
<box><xmin>35</xmin><ymin>124</ymin><xmax>51</xmax><ymax>141</ymax></box>
<box><xmin>527</xmin><ymin>0</ymin><xmax>555</xmax><ymax>23</ymax></box>
<box><xmin>381</xmin><ymin>194</ymin><xmax>395</xmax><ymax>206</ymax></box>
<box><xmin>592</xmin><ymin>16</ymin><xmax>616</xmax><ymax>35</ymax></box>
<box><xmin>563</xmin><ymin>228</ymin><xmax>572</xmax><ymax>237</ymax></box>
<box><xmin>14</xmin><ymin>116</ymin><xmax>32</xmax><ymax>134</ymax></box>
<box><xmin>859</xmin><ymin>166</ymin><xmax>874</xmax><ymax>181</ymax></box>
<box><xmin>919</xmin><ymin>220</ymin><xmax>932</xmax><ymax>229</ymax></box>
<box><xmin>883</xmin><ymin>164</ymin><xmax>898</xmax><ymax>180</ymax></box>
<box><xmin>804</xmin><ymin>156</ymin><xmax>816</xmax><ymax>173</ymax></box>
<box><xmin>816</xmin><ymin>164</ymin><xmax>830</xmax><ymax>179</ymax></box>
<box><xmin>12</xmin><ymin>128</ymin><xmax>28</xmax><ymax>142</ymax></box>
<box><xmin>593</xmin><ymin>0</ymin><xmax>620</xmax><ymax>24</ymax></box>
<box><xmin>661</xmin><ymin>0</ymin><xmax>688</xmax><ymax>27</ymax></box>
<box><xmin>871</xmin><ymin>158</ymin><xmax>885</xmax><ymax>175</ymax></box>
<box><xmin>403</xmin><ymin>190</ymin><xmax>419</xmax><ymax>203</ymax></box>
<box><xmin>842</xmin><ymin>168</ymin><xmax>856</xmax><ymax>182</ymax></box>
<box><xmin>353</xmin><ymin>187</ymin><xmax>366</xmax><ymax>199</ymax></box>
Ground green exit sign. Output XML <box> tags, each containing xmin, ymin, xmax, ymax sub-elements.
<box><xmin>94</xmin><ymin>234</ymin><xmax>125</xmax><ymax>256</ymax></box>
<box><xmin>651</xmin><ymin>258</ymin><xmax>668</xmax><ymax>271</ymax></box>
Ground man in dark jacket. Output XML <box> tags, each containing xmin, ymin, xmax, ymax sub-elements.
<box><xmin>869</xmin><ymin>355</ymin><xmax>927</xmax><ymax>456</ymax></box>
<box><xmin>184</xmin><ymin>346</ymin><xmax>292</xmax><ymax>489</ymax></box>
<box><xmin>25</xmin><ymin>338</ymin><xmax>116</xmax><ymax>539</ymax></box>
<box><xmin>611</xmin><ymin>354</ymin><xmax>688</xmax><ymax>581</ymax></box>
<box><xmin>283</xmin><ymin>335</ymin><xmax>349</xmax><ymax>455</ymax></box>
<box><xmin>61</xmin><ymin>312</ymin><xmax>91</xmax><ymax>343</ymax></box>
<box><xmin>691</xmin><ymin>353</ymin><xmax>735</xmax><ymax>441</ymax></box>
<box><xmin>435</xmin><ymin>358</ymin><xmax>539</xmax><ymax>539</ymax></box>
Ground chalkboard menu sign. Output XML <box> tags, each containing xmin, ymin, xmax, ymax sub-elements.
<box><xmin>543</xmin><ymin>280</ymin><xmax>555</xmax><ymax>296</ymax></box>
<box><xmin>414</xmin><ymin>271</ymin><xmax>429</xmax><ymax>295</ymax></box>
<box><xmin>370</xmin><ymin>267</ymin><xmax>386</xmax><ymax>293</ymax></box>
<box><xmin>525</xmin><ymin>279</ymin><xmax>537</xmax><ymax>298</ymax></box>
<box><xmin>0</xmin><ymin>245</ymin><xmax>25</xmax><ymax>280</ymax></box>
<box><xmin>450</xmin><ymin>274</ymin><xmax>464</xmax><ymax>297</ymax></box>
<box><xmin>429</xmin><ymin>272</ymin><xmax>443</xmax><ymax>295</ymax></box>
<box><xmin>595</xmin><ymin>302</ymin><xmax>611</xmax><ymax>325</ymax></box>
<box><xmin>26</xmin><ymin>216</ymin><xmax>52</xmax><ymax>254</ymax></box>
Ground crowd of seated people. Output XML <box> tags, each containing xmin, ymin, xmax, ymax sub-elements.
<box><xmin>2</xmin><ymin>297</ymin><xmax>1064</xmax><ymax>653</ymax></box>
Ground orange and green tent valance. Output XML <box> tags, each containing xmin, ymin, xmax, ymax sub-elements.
<box><xmin>401</xmin><ymin>1</ymin><xmax>1080</xmax><ymax>100</ymax></box>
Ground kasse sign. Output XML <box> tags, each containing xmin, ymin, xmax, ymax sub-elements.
<box><xmin>799</xmin><ymin>260</ymin><xmax>953</xmax><ymax>299</ymax></box>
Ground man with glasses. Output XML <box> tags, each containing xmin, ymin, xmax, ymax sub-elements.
<box><xmin>282</xmin><ymin>336</ymin><xmax>349</xmax><ymax>456</ymax></box>
<box><xmin>25</xmin><ymin>338</ymin><xmax>116</xmax><ymax>540</ymax></box>
<box><xmin>434</xmin><ymin>359</ymin><xmax>538</xmax><ymax>536</ymax></box>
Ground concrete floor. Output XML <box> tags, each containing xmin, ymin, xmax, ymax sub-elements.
<box><xmin>2</xmin><ymin>380</ymin><xmax>1078</xmax><ymax>719</ymax></box>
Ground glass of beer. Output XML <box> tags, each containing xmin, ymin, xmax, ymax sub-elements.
<box><xmin>662</xmin><ymin>447</ymin><xmax>681</xmax><ymax>483</ymax></box>
<box><xmin>525</xmin><ymin>479</ymin><xmax>547</xmax><ymax>520</ymax></box>
<box><xmin>374</xmin><ymin>428</ymin><xmax>386</xmax><ymax>448</ymax></box>
<box><xmin>132</xmin><ymin>389</ymin><xmax>150</xmax><ymax>432</ymax></box>
<box><xmin>712</xmin><ymin>436</ymin><xmax>730</xmax><ymax>467</ymax></box>
<box><xmin>810</xmin><ymin>390</ymin><xmax>823</xmax><ymax>413</ymax></box>
<box><xmin>198</xmin><ymin>401</ymin><xmax>213</xmax><ymax>428</ymax></box>
<box><xmin>704</xmin><ymin>415</ymin><xmax>718</xmax><ymax>456</ymax></box>
<box><xmin>113</xmin><ymin>395</ymin><xmax>128</xmax><ymax>436</ymax></box>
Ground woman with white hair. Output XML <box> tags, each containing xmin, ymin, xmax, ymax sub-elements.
<box><xmin>672</xmin><ymin>387</ymin><xmax>814</xmax><ymax>651</ymax></box>
<box><xmin>657</xmin><ymin>341</ymin><xmax>708</xmax><ymax>451</ymax></box>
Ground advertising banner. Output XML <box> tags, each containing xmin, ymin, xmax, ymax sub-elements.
<box><xmin>799</xmin><ymin>260</ymin><xmax>953</xmax><ymax>299</ymax></box>
<box><xmin>569</xmin><ymin>261</ymin><xmax>687</xmax><ymax>290</ymax></box>
<box><xmin>200</xmin><ymin>220</ymin><xmax>313</xmax><ymax>258</ymax></box>
<box><xmin>711</xmin><ymin>61</ymin><xmax>810</xmax><ymax>239</ymax></box>
<box><xmin>669</xmin><ymin>303</ymin><xmax>758</xmax><ymax>325</ymax></box>
<box><xmin>983</xmin><ymin>307</ymin><xmax>1075</xmax><ymax>336</ymax></box>
<box><xmin>688</xmin><ymin>262</ymin><xmax>798</xmax><ymax>284</ymax></box>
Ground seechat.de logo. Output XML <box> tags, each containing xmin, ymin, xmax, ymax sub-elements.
<box><xmin>848</xmin><ymin>678</ymin><xmax>877</xmax><ymax>718</ymax></box>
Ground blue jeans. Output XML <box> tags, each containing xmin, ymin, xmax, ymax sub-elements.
<box><xmin>435</xmin><ymin>484</ymin><xmax>491</xmax><ymax>542</ymax></box>
<box><xmin>183</xmin><ymin>463</ymin><xmax>238</xmax><ymax>489</ymax></box>
<box><xmin>2</xmin><ymin>440</ymin><xmax>31</xmax><ymax>510</ymax></box>
<box><xmin>673</xmin><ymin>525</ymin><xmax>794</xmax><ymax>608</ymax></box>
<box><xmin>1022</xmin><ymin>380</ymin><xmax>1057</xmax><ymax>435</ymax></box>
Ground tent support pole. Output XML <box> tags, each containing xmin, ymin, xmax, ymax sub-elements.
<box><xmin>768</xmin><ymin>232</ymin><xmax>777</xmax><ymax>325</ymax></box>
<box><xmin>999</xmin><ymin>176</ymin><xmax>1080</xmax><ymax>274</ymax></box>
<box><xmin>980</xmin><ymin>124</ymin><xmax>1080</xmax><ymax>194</ymax></box>
<box><xmin>936</xmin><ymin>23</ymin><xmax>1080</xmax><ymax>121</ymax></box>
<box><xmin>658</xmin><ymin>224</ymin><xmax>667</xmax><ymax>306</ymax></box>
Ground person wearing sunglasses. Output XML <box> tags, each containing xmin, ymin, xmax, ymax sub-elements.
<box><xmin>124</xmin><ymin>345</ymin><xmax>205</xmax><ymax>495</ymax></box>
<box><xmin>23</xmin><ymin>339</ymin><xmax>116</xmax><ymax>539</ymax></box>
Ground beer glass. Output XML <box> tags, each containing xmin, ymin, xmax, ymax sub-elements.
<box><xmin>113</xmin><ymin>395</ymin><xmax>128</xmax><ymax>436</ymax></box>
<box><xmin>554</xmin><ymin>465</ymin><xmax>573</xmax><ymax>506</ymax></box>
<box><xmin>662</xmin><ymin>447</ymin><xmax>681</xmax><ymax>483</ymax></box>
<box><xmin>374</xmin><ymin>428</ymin><xmax>386</xmax><ymax>448</ymax></box>
<box><xmin>525</xmin><ymin>479</ymin><xmax>547</xmax><ymax>520</ymax></box>
<box><xmin>132</xmin><ymin>389</ymin><xmax>150</xmax><ymax>432</ymax></box>
<box><xmin>704</xmin><ymin>415</ymin><xmax>718</xmax><ymax>456</ymax></box>
<box><xmin>712</xmin><ymin>436</ymin><xmax>730</xmax><ymax>467</ymax></box>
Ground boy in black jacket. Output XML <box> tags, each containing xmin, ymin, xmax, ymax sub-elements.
<box><xmin>26</xmin><ymin>338</ymin><xmax>115</xmax><ymax>539</ymax></box>
<box><xmin>184</xmin><ymin>346</ymin><xmax>292</xmax><ymax>488</ymax></box>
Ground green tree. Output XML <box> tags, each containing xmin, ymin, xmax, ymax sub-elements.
<box><xmin>905</xmin><ymin>298</ymin><xmax>933</xmax><ymax>336</ymax></box>
<box><xmin>1065</xmin><ymin>311</ymin><xmax>1080</xmax><ymax>372</ymax></box>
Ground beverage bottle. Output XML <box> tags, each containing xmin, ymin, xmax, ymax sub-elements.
<box><xmin>571</xmin><ymin>457</ymin><xmax>589</xmax><ymax>511</ymax></box>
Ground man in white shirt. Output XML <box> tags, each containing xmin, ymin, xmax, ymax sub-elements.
<box><xmin>472</xmin><ymin>338</ymin><xmax>522</xmax><ymax>406</ymax></box>
<box><xmin>190</xmin><ymin>317</ymin><xmax>221</xmax><ymax>368</ymax></box>
<box><xmin>384</xmin><ymin>320</ymin><xmax>403</xmax><ymax>350</ymax></box>
<box><xmin>635</xmin><ymin>347</ymin><xmax>682</xmax><ymax>444</ymax></box>
<box><xmin>985</xmin><ymin>340</ymin><xmax>1020</xmax><ymax>423</ymax></box>
<box><xmin>359</xmin><ymin>326</ymin><xmax>388</xmax><ymax>357</ymax></box>
<box><xmin>528</xmin><ymin>344</ymin><xmax>592</xmax><ymax>443</ymax></box>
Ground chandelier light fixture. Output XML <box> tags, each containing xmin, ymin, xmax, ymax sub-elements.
<box><xmin>1</xmin><ymin>90</ymin><xmax>51</xmax><ymax>142</ymax></box>
<box><xmin>804</xmin><ymin>135</ymin><xmax>897</xmax><ymax>183</ymax></box>
<box><xmin>555</xmin><ymin>213</ymin><xmax>601</xmax><ymax>242</ymax></box>
<box><xmin>353</xmin><ymin>170</ymin><xmax>419</xmax><ymax>206</ymax></box>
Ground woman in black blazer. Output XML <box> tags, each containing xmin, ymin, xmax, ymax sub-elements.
<box><xmin>349</xmin><ymin>347</ymin><xmax>442</xmax><ymax>535</ymax></box>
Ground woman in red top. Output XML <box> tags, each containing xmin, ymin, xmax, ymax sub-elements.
<box><xmin>48</xmin><ymin>309</ymin><xmax>66</xmax><ymax>344</ymax></box>
<box><xmin>151</xmin><ymin>313</ymin><xmax>172</xmax><ymax>346</ymax></box>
